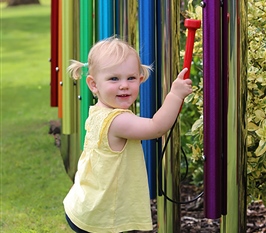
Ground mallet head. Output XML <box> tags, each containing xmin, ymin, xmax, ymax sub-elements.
<box><xmin>184</xmin><ymin>19</ymin><xmax>201</xmax><ymax>29</ymax></box>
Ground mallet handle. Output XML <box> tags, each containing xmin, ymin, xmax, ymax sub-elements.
<box><xmin>183</xmin><ymin>19</ymin><xmax>201</xmax><ymax>79</ymax></box>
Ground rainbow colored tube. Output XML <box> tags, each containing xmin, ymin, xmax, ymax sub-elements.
<box><xmin>79</xmin><ymin>0</ymin><xmax>94</xmax><ymax>149</ymax></box>
<box><xmin>61</xmin><ymin>0</ymin><xmax>75</xmax><ymax>134</ymax></box>
<box><xmin>50</xmin><ymin>0</ymin><xmax>59</xmax><ymax>107</ymax></box>
<box><xmin>203</xmin><ymin>0</ymin><xmax>223</xmax><ymax>219</ymax></box>
<box><xmin>57</xmin><ymin>0</ymin><xmax>62</xmax><ymax>118</ymax></box>
<box><xmin>97</xmin><ymin>0</ymin><xmax>114</xmax><ymax>40</ymax></box>
<box><xmin>139</xmin><ymin>0</ymin><xmax>157</xmax><ymax>199</ymax></box>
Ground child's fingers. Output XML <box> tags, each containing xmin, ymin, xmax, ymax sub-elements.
<box><xmin>177</xmin><ymin>68</ymin><xmax>188</xmax><ymax>80</ymax></box>
<box><xmin>185</xmin><ymin>78</ymin><xmax>192</xmax><ymax>85</ymax></box>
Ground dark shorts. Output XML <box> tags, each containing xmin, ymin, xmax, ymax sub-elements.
<box><xmin>65</xmin><ymin>214</ymin><xmax>90</xmax><ymax>233</ymax></box>
<box><xmin>65</xmin><ymin>214</ymin><xmax>127</xmax><ymax>233</ymax></box>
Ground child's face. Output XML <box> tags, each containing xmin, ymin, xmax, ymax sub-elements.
<box><xmin>89</xmin><ymin>53</ymin><xmax>143</xmax><ymax>109</ymax></box>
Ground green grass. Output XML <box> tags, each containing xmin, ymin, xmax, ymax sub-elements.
<box><xmin>1</xmin><ymin>2</ymin><xmax>73</xmax><ymax>232</ymax></box>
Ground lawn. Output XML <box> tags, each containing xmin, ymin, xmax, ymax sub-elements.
<box><xmin>1</xmin><ymin>1</ymin><xmax>73</xmax><ymax>232</ymax></box>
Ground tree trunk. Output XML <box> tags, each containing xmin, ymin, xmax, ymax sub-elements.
<box><xmin>8</xmin><ymin>0</ymin><xmax>40</xmax><ymax>6</ymax></box>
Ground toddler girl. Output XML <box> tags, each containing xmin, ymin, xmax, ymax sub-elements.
<box><xmin>64</xmin><ymin>37</ymin><xmax>192</xmax><ymax>233</ymax></box>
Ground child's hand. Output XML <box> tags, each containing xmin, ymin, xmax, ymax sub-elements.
<box><xmin>170</xmin><ymin>68</ymin><xmax>193</xmax><ymax>100</ymax></box>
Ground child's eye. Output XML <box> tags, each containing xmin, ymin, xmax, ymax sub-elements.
<box><xmin>128</xmin><ymin>76</ymin><xmax>136</xmax><ymax>80</ymax></box>
<box><xmin>109</xmin><ymin>77</ymin><xmax>118</xmax><ymax>81</ymax></box>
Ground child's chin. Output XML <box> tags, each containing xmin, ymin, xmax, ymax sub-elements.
<box><xmin>116</xmin><ymin>104</ymin><xmax>131</xmax><ymax>109</ymax></box>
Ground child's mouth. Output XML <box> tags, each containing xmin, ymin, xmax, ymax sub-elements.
<box><xmin>117</xmin><ymin>94</ymin><xmax>130</xmax><ymax>97</ymax></box>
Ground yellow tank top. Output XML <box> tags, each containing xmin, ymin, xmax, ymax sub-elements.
<box><xmin>63</xmin><ymin>106</ymin><xmax>152</xmax><ymax>233</ymax></box>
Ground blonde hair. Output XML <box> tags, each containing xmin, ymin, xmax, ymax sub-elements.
<box><xmin>67</xmin><ymin>36</ymin><xmax>152</xmax><ymax>82</ymax></box>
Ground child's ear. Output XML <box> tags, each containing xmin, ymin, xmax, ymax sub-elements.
<box><xmin>86</xmin><ymin>75</ymin><xmax>97</xmax><ymax>95</ymax></box>
<box><xmin>139</xmin><ymin>75</ymin><xmax>144</xmax><ymax>83</ymax></box>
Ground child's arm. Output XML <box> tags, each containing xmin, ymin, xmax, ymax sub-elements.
<box><xmin>110</xmin><ymin>68</ymin><xmax>192</xmax><ymax>140</ymax></box>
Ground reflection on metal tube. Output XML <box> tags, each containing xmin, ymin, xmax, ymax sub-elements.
<box><xmin>157</xmin><ymin>0</ymin><xmax>181</xmax><ymax>232</ymax></box>
<box><xmin>115</xmin><ymin>0</ymin><xmax>138</xmax><ymax>50</ymax></box>
<box><xmin>114</xmin><ymin>0</ymin><xmax>126</xmax><ymax>38</ymax></box>
<box><xmin>127</xmin><ymin>1</ymin><xmax>138</xmax><ymax>48</ymax></box>
<box><xmin>221</xmin><ymin>0</ymin><xmax>248</xmax><ymax>231</ymax></box>
<box><xmin>170</xmin><ymin>1</ymin><xmax>181</xmax><ymax>232</ymax></box>
<box><xmin>237</xmin><ymin>0</ymin><xmax>248</xmax><ymax>230</ymax></box>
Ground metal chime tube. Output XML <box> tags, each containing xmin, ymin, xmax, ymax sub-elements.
<box><xmin>97</xmin><ymin>0</ymin><xmax>114</xmax><ymax>40</ymax></box>
<box><xmin>79</xmin><ymin>0</ymin><xmax>94</xmax><ymax>149</ymax></box>
<box><xmin>50</xmin><ymin>0</ymin><xmax>59</xmax><ymax>107</ymax></box>
<box><xmin>139</xmin><ymin>0</ymin><xmax>157</xmax><ymax>199</ymax></box>
<box><xmin>203</xmin><ymin>0</ymin><xmax>222</xmax><ymax>219</ymax></box>
<box><xmin>62</xmin><ymin>0</ymin><xmax>74</xmax><ymax>134</ymax></box>
<box><xmin>59</xmin><ymin>1</ymin><xmax>80</xmax><ymax>180</ymax></box>
<box><xmin>157</xmin><ymin>0</ymin><xmax>181</xmax><ymax>232</ymax></box>
<box><xmin>115</xmin><ymin>0</ymin><xmax>128</xmax><ymax>40</ymax></box>
<box><xmin>221</xmin><ymin>0</ymin><xmax>229</xmax><ymax>216</ymax></box>
<box><xmin>58</xmin><ymin>0</ymin><xmax>63</xmax><ymax>118</ymax></box>
<box><xmin>127</xmin><ymin>1</ymin><xmax>138</xmax><ymax>48</ymax></box>
<box><xmin>221</xmin><ymin>0</ymin><xmax>248</xmax><ymax>231</ymax></box>
<box><xmin>115</xmin><ymin>0</ymin><xmax>138</xmax><ymax>118</ymax></box>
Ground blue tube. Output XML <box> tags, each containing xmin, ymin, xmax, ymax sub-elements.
<box><xmin>139</xmin><ymin>0</ymin><xmax>156</xmax><ymax>199</ymax></box>
<box><xmin>98</xmin><ymin>0</ymin><xmax>114</xmax><ymax>40</ymax></box>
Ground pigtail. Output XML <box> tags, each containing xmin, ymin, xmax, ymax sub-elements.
<box><xmin>140</xmin><ymin>64</ymin><xmax>153</xmax><ymax>82</ymax></box>
<box><xmin>67</xmin><ymin>59</ymin><xmax>87</xmax><ymax>80</ymax></box>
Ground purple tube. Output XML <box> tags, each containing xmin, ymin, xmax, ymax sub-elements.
<box><xmin>203</xmin><ymin>0</ymin><xmax>222</xmax><ymax>219</ymax></box>
<box><xmin>221</xmin><ymin>0</ymin><xmax>228</xmax><ymax>216</ymax></box>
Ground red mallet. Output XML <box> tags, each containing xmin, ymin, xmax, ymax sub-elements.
<box><xmin>183</xmin><ymin>19</ymin><xmax>201</xmax><ymax>79</ymax></box>
<box><xmin>179</xmin><ymin>19</ymin><xmax>201</xmax><ymax>113</ymax></box>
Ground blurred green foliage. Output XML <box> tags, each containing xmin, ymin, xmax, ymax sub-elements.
<box><xmin>246</xmin><ymin>0</ymin><xmax>266</xmax><ymax>204</ymax></box>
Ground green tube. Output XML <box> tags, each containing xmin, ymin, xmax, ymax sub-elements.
<box><xmin>60</xmin><ymin>1</ymin><xmax>83</xmax><ymax>180</ymax></box>
<box><xmin>62</xmin><ymin>0</ymin><xmax>74</xmax><ymax>134</ymax></box>
<box><xmin>79</xmin><ymin>0</ymin><xmax>94</xmax><ymax>149</ymax></box>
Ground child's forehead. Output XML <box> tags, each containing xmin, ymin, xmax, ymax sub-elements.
<box><xmin>97</xmin><ymin>51</ymin><xmax>139</xmax><ymax>68</ymax></box>
<box><xmin>98</xmin><ymin>44</ymin><xmax>135</xmax><ymax>57</ymax></box>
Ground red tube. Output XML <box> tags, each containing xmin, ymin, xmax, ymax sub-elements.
<box><xmin>50</xmin><ymin>0</ymin><xmax>59</xmax><ymax>107</ymax></box>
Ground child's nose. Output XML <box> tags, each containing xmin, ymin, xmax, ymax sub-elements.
<box><xmin>119</xmin><ymin>80</ymin><xmax>129</xmax><ymax>89</ymax></box>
